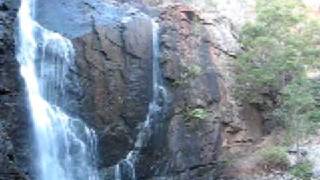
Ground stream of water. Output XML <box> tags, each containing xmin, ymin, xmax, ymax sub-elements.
<box><xmin>114</xmin><ymin>20</ymin><xmax>168</xmax><ymax>180</ymax></box>
<box><xmin>16</xmin><ymin>0</ymin><xmax>167</xmax><ymax>179</ymax></box>
<box><xmin>16</xmin><ymin>0</ymin><xmax>99</xmax><ymax>179</ymax></box>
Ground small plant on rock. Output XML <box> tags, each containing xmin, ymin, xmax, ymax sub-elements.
<box><xmin>290</xmin><ymin>161</ymin><xmax>313</xmax><ymax>180</ymax></box>
<box><xmin>259</xmin><ymin>146</ymin><xmax>290</xmax><ymax>171</ymax></box>
<box><xmin>186</xmin><ymin>108</ymin><xmax>209</xmax><ymax>121</ymax></box>
<box><xmin>172</xmin><ymin>64</ymin><xmax>203</xmax><ymax>87</ymax></box>
<box><xmin>187</xmin><ymin>64</ymin><xmax>202</xmax><ymax>78</ymax></box>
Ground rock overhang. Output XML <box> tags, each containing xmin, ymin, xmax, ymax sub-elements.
<box><xmin>35</xmin><ymin>0</ymin><xmax>150</xmax><ymax>39</ymax></box>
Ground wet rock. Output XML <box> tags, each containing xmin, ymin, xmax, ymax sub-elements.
<box><xmin>68</xmin><ymin>15</ymin><xmax>153</xmax><ymax>168</ymax></box>
<box><xmin>0</xmin><ymin>0</ymin><xmax>271</xmax><ymax>180</ymax></box>
<box><xmin>135</xmin><ymin>5</ymin><xmax>223</xmax><ymax>180</ymax></box>
<box><xmin>39</xmin><ymin>2</ymin><xmax>224</xmax><ymax>179</ymax></box>
<box><xmin>31</xmin><ymin>1</ymin><xmax>249</xmax><ymax>179</ymax></box>
<box><xmin>36</xmin><ymin>0</ymin><xmax>154</xmax><ymax>168</ymax></box>
<box><xmin>36</xmin><ymin>0</ymin><xmax>125</xmax><ymax>38</ymax></box>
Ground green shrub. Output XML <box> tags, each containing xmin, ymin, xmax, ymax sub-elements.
<box><xmin>236</xmin><ymin>0</ymin><xmax>320</xmax><ymax>103</ymax></box>
<box><xmin>259</xmin><ymin>146</ymin><xmax>290</xmax><ymax>171</ymax></box>
<box><xmin>290</xmin><ymin>161</ymin><xmax>313</xmax><ymax>180</ymax></box>
<box><xmin>236</xmin><ymin>0</ymin><xmax>320</xmax><ymax>148</ymax></box>
<box><xmin>273</xmin><ymin>78</ymin><xmax>320</xmax><ymax>142</ymax></box>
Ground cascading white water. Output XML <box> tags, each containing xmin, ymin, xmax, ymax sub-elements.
<box><xmin>16</xmin><ymin>0</ymin><xmax>99</xmax><ymax>180</ymax></box>
<box><xmin>115</xmin><ymin>20</ymin><xmax>168</xmax><ymax>180</ymax></box>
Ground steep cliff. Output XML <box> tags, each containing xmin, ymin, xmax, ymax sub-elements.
<box><xmin>0</xmin><ymin>0</ymin><xmax>260</xmax><ymax>179</ymax></box>
<box><xmin>34</xmin><ymin>1</ymin><xmax>227</xmax><ymax>179</ymax></box>
<box><xmin>148</xmin><ymin>5</ymin><xmax>222</xmax><ymax>179</ymax></box>
<box><xmin>35</xmin><ymin>0</ymin><xmax>156</xmax><ymax>169</ymax></box>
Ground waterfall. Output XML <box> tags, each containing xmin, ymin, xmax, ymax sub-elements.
<box><xmin>16</xmin><ymin>0</ymin><xmax>99</xmax><ymax>180</ymax></box>
<box><xmin>115</xmin><ymin>20</ymin><xmax>168</xmax><ymax>180</ymax></box>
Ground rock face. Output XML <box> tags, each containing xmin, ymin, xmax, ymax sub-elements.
<box><xmin>0</xmin><ymin>0</ymin><xmax>33</xmax><ymax>179</ymax></box>
<box><xmin>35</xmin><ymin>0</ymin><xmax>224</xmax><ymax>179</ymax></box>
<box><xmin>36</xmin><ymin>0</ymin><xmax>126</xmax><ymax>38</ymax></box>
<box><xmin>69</xmin><ymin>15</ymin><xmax>154</xmax><ymax>168</ymax></box>
<box><xmin>35</xmin><ymin>0</ymin><xmax>225</xmax><ymax>178</ymax></box>
<box><xmin>140</xmin><ymin>5</ymin><xmax>222</xmax><ymax>179</ymax></box>
<box><xmin>36</xmin><ymin>0</ymin><xmax>154</xmax><ymax>169</ymax></box>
